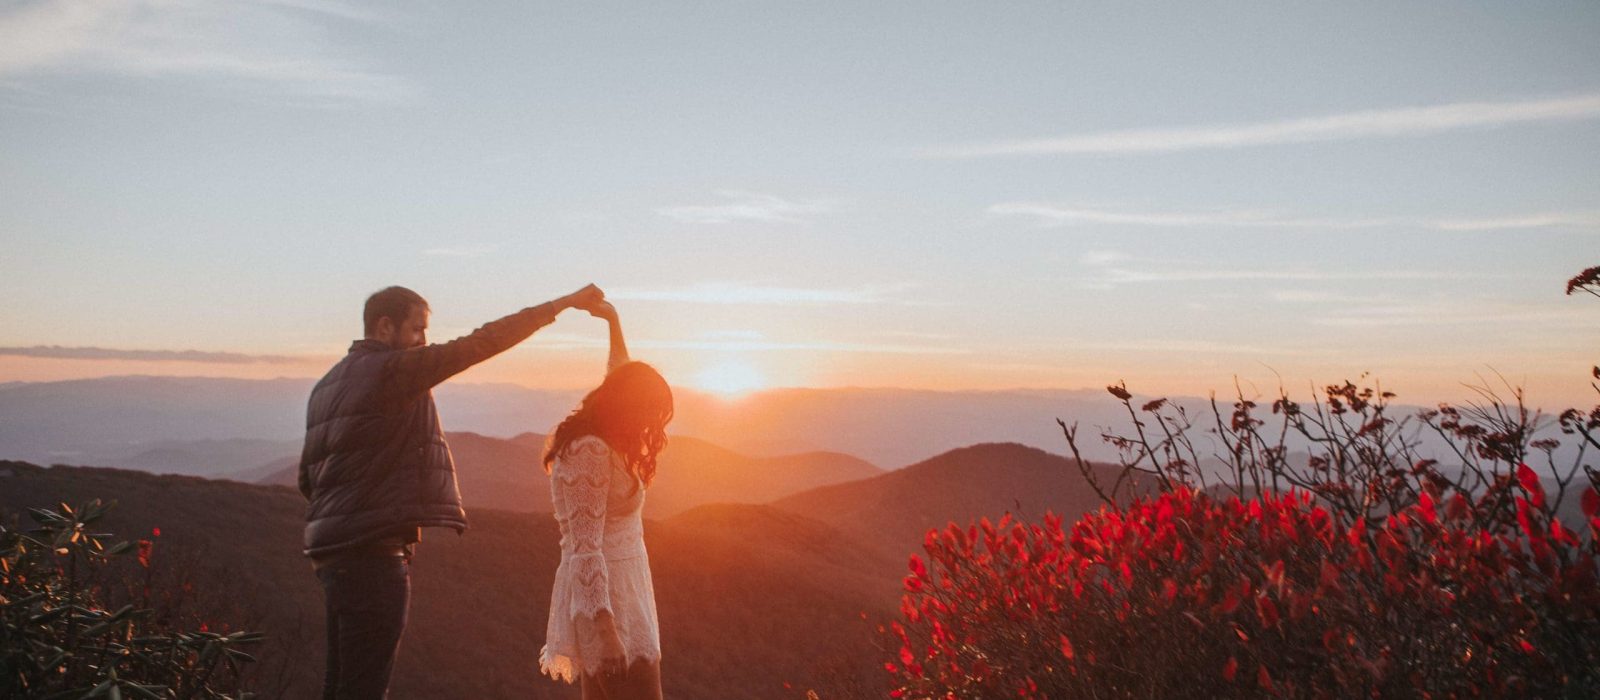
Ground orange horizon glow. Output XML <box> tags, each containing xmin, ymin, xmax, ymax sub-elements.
<box><xmin>690</xmin><ymin>359</ymin><xmax>768</xmax><ymax>398</ymax></box>
<box><xmin>1</xmin><ymin>350</ymin><xmax>1595</xmax><ymax>412</ymax></box>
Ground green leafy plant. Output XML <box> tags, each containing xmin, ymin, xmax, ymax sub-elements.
<box><xmin>1</xmin><ymin>500</ymin><xmax>262</xmax><ymax>699</ymax></box>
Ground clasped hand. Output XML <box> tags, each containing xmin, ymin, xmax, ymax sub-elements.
<box><xmin>562</xmin><ymin>284</ymin><xmax>617</xmax><ymax>321</ymax></box>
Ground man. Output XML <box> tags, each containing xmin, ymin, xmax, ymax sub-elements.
<box><xmin>299</xmin><ymin>283</ymin><xmax>604</xmax><ymax>699</ymax></box>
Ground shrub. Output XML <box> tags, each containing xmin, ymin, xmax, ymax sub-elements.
<box><xmin>886</xmin><ymin>267</ymin><xmax>1600</xmax><ymax>698</ymax></box>
<box><xmin>888</xmin><ymin>485</ymin><xmax>1599</xmax><ymax>698</ymax></box>
<box><xmin>0</xmin><ymin>499</ymin><xmax>262</xmax><ymax>699</ymax></box>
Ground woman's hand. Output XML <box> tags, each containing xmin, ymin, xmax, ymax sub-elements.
<box><xmin>585</xmin><ymin>300</ymin><xmax>618</xmax><ymax>322</ymax></box>
<box><xmin>581</xmin><ymin>299</ymin><xmax>629</xmax><ymax>371</ymax></box>
<box><xmin>594</xmin><ymin>613</ymin><xmax>628</xmax><ymax>676</ymax></box>
<box><xmin>558</xmin><ymin>284</ymin><xmax>604</xmax><ymax>313</ymax></box>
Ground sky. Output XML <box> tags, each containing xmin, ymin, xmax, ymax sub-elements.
<box><xmin>1</xmin><ymin>0</ymin><xmax>1597</xmax><ymax>408</ymax></box>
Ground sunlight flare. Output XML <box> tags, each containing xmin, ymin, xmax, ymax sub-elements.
<box><xmin>693</xmin><ymin>360</ymin><xmax>766</xmax><ymax>397</ymax></box>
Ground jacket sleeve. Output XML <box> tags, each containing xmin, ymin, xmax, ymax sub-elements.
<box><xmin>553</xmin><ymin>437</ymin><xmax>613</xmax><ymax>620</ymax></box>
<box><xmin>381</xmin><ymin>302</ymin><xmax>559</xmax><ymax>399</ymax></box>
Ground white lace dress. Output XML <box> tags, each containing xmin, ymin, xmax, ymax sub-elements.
<box><xmin>539</xmin><ymin>435</ymin><xmax>661</xmax><ymax>682</ymax></box>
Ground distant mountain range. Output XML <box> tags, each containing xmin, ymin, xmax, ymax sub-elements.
<box><xmin>0</xmin><ymin>376</ymin><xmax>580</xmax><ymax>466</ymax></box>
<box><xmin>0</xmin><ymin>375</ymin><xmax>1148</xmax><ymax>468</ymax></box>
<box><xmin>3</xmin><ymin>375</ymin><xmax>1587</xmax><ymax>475</ymax></box>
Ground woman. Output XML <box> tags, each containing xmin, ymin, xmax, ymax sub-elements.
<box><xmin>539</xmin><ymin>299</ymin><xmax>671</xmax><ymax>700</ymax></box>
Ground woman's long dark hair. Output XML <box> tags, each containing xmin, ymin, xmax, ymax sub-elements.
<box><xmin>542</xmin><ymin>361</ymin><xmax>674</xmax><ymax>488</ymax></box>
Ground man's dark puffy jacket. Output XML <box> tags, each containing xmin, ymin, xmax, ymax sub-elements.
<box><xmin>299</xmin><ymin>303</ymin><xmax>558</xmax><ymax>558</ymax></box>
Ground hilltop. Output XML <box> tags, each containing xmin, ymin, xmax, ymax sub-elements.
<box><xmin>0</xmin><ymin>460</ymin><xmax>895</xmax><ymax>698</ymax></box>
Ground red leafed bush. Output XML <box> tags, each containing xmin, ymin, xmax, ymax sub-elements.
<box><xmin>887</xmin><ymin>484</ymin><xmax>1600</xmax><ymax>698</ymax></box>
<box><xmin>884</xmin><ymin>265</ymin><xmax>1600</xmax><ymax>698</ymax></box>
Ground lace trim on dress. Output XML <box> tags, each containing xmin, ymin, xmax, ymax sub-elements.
<box><xmin>539</xmin><ymin>644</ymin><xmax>661</xmax><ymax>683</ymax></box>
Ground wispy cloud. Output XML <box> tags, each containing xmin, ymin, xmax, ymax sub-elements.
<box><xmin>991</xmin><ymin>203</ymin><xmax>1600</xmax><ymax>232</ymax></box>
<box><xmin>422</xmin><ymin>246</ymin><xmax>495</xmax><ymax>258</ymax></box>
<box><xmin>927</xmin><ymin>93</ymin><xmax>1600</xmax><ymax>157</ymax></box>
<box><xmin>1270</xmin><ymin>290</ymin><xmax>1394</xmax><ymax>304</ymax></box>
<box><xmin>518</xmin><ymin>329</ymin><xmax>965</xmax><ymax>355</ymax></box>
<box><xmin>1080</xmin><ymin>250</ymin><xmax>1131</xmax><ymax>267</ymax></box>
<box><xmin>1311</xmin><ymin>304</ymin><xmax>1594</xmax><ymax>328</ymax></box>
<box><xmin>0</xmin><ymin>345</ymin><xmax>316</xmax><ymax>364</ymax></box>
<box><xmin>1068</xmin><ymin>339</ymin><xmax>1323</xmax><ymax>356</ymax></box>
<box><xmin>635</xmin><ymin>338</ymin><xmax>970</xmax><ymax>355</ymax></box>
<box><xmin>608</xmin><ymin>282</ymin><xmax>922</xmax><ymax>306</ymax></box>
<box><xmin>656</xmin><ymin>191</ymin><xmax>830</xmax><ymax>225</ymax></box>
<box><xmin>1091</xmin><ymin>267</ymin><xmax>1469</xmax><ymax>285</ymax></box>
<box><xmin>1074</xmin><ymin>250</ymin><xmax>1477</xmax><ymax>289</ymax></box>
<box><xmin>1427</xmin><ymin>214</ymin><xmax>1600</xmax><ymax>231</ymax></box>
<box><xmin>696</xmin><ymin>330</ymin><xmax>768</xmax><ymax>341</ymax></box>
<box><xmin>0</xmin><ymin>0</ymin><xmax>409</xmax><ymax>101</ymax></box>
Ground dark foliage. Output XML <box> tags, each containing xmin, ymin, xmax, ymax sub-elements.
<box><xmin>1</xmin><ymin>500</ymin><xmax>262</xmax><ymax>698</ymax></box>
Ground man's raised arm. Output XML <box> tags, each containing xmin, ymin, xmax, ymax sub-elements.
<box><xmin>384</xmin><ymin>284</ymin><xmax>603</xmax><ymax>398</ymax></box>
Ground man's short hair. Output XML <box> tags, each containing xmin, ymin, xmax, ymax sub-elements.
<box><xmin>364</xmin><ymin>286</ymin><xmax>428</xmax><ymax>335</ymax></box>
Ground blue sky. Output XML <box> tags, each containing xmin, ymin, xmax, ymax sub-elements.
<box><xmin>1</xmin><ymin>1</ymin><xmax>1596</xmax><ymax>406</ymax></box>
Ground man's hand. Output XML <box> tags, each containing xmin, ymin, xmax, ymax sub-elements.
<box><xmin>558</xmin><ymin>284</ymin><xmax>604</xmax><ymax>313</ymax></box>
<box><xmin>585</xmin><ymin>300</ymin><xmax>618</xmax><ymax>322</ymax></box>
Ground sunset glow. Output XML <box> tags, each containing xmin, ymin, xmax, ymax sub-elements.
<box><xmin>692</xmin><ymin>360</ymin><xmax>767</xmax><ymax>398</ymax></box>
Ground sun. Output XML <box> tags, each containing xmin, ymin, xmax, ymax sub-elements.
<box><xmin>693</xmin><ymin>360</ymin><xmax>767</xmax><ymax>397</ymax></box>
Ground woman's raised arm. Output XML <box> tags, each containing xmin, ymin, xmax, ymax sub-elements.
<box><xmin>587</xmin><ymin>300</ymin><xmax>630</xmax><ymax>372</ymax></box>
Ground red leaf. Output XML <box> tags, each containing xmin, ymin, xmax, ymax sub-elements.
<box><xmin>1582</xmin><ymin>487</ymin><xmax>1599</xmax><ymax>518</ymax></box>
<box><xmin>1417</xmin><ymin>490</ymin><xmax>1437</xmax><ymax>525</ymax></box>
<box><xmin>1059</xmin><ymin>634</ymin><xmax>1075</xmax><ymax>660</ymax></box>
<box><xmin>899</xmin><ymin>645</ymin><xmax>915</xmax><ymax>666</ymax></box>
<box><xmin>1219</xmin><ymin>588</ymin><xmax>1242</xmax><ymax>614</ymax></box>
<box><xmin>1257</xmin><ymin>665</ymin><xmax>1274</xmax><ymax>692</ymax></box>
<box><xmin>1256</xmin><ymin>594</ymin><xmax>1281</xmax><ymax>628</ymax></box>
<box><xmin>1552</xmin><ymin>519</ymin><xmax>1578</xmax><ymax>546</ymax></box>
<box><xmin>1222</xmin><ymin>657</ymin><xmax>1238</xmax><ymax>682</ymax></box>
<box><xmin>909</xmin><ymin>555</ymin><xmax>930</xmax><ymax>582</ymax></box>
<box><xmin>1263</xmin><ymin>559</ymin><xmax>1285</xmax><ymax>593</ymax></box>
<box><xmin>1322</xmin><ymin>629</ymin><xmax>1341</xmax><ymax>652</ymax></box>
<box><xmin>1318</xmin><ymin>559</ymin><xmax>1342</xmax><ymax>595</ymax></box>
<box><xmin>1516</xmin><ymin>497</ymin><xmax>1537</xmax><ymax>540</ymax></box>
<box><xmin>1517</xmin><ymin>464</ymin><xmax>1546</xmax><ymax>508</ymax></box>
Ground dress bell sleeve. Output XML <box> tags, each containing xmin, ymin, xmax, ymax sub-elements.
<box><xmin>554</xmin><ymin>438</ymin><xmax>614</xmax><ymax>620</ymax></box>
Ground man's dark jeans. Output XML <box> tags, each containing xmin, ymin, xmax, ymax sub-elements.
<box><xmin>316</xmin><ymin>554</ymin><xmax>410</xmax><ymax>700</ymax></box>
